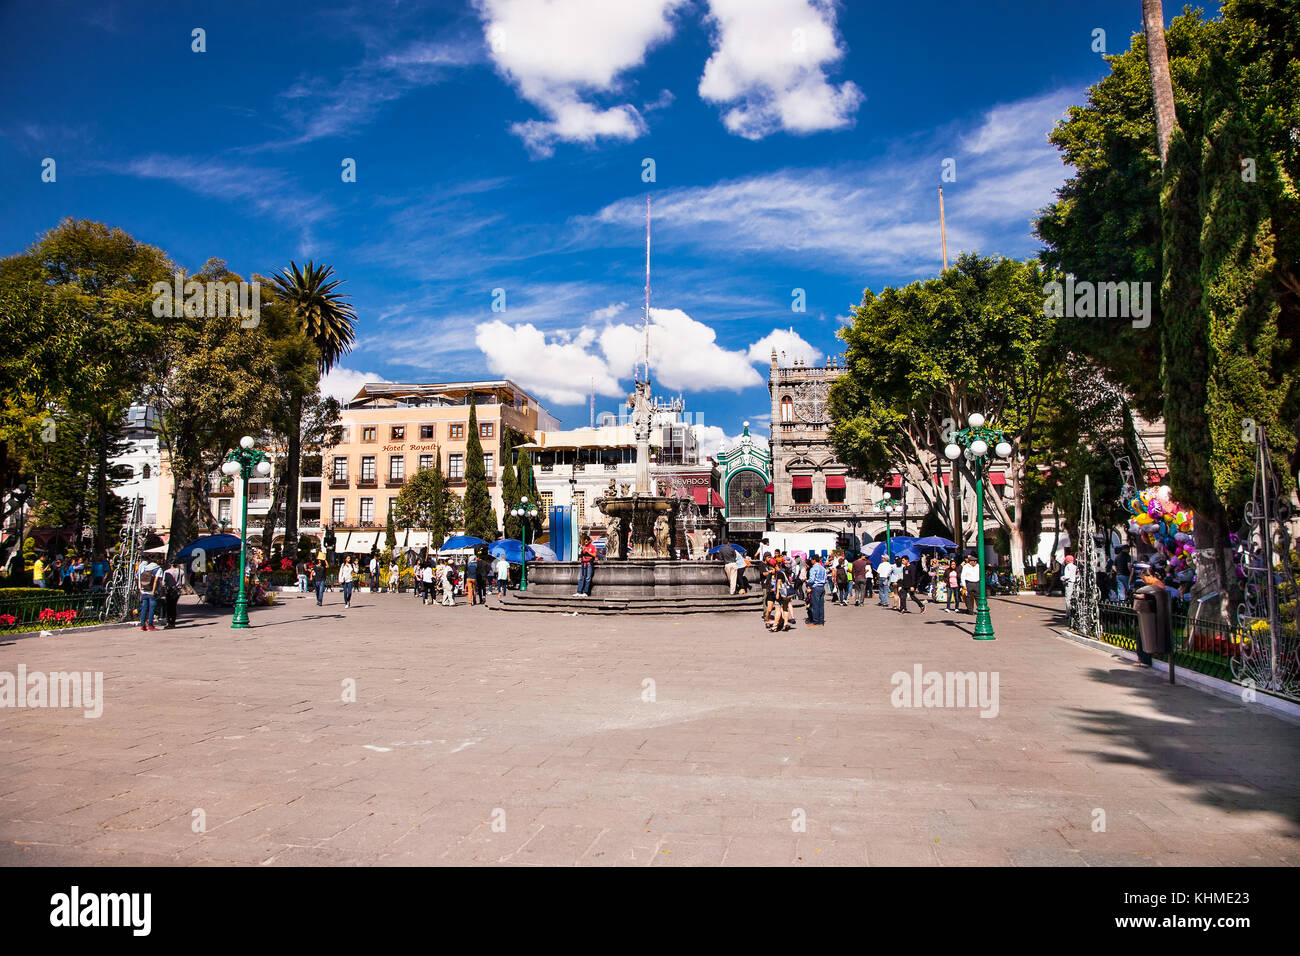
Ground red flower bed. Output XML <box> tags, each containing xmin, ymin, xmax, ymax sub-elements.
<box><xmin>38</xmin><ymin>608</ymin><xmax>78</xmax><ymax>624</ymax></box>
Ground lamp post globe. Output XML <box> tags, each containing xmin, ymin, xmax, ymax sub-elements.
<box><xmin>970</xmin><ymin>439</ymin><xmax>989</xmax><ymax>457</ymax></box>
<box><xmin>240</xmin><ymin>435</ymin><xmax>255</xmax><ymax>450</ymax></box>
<box><xmin>967</xmin><ymin>413</ymin><xmax>985</xmax><ymax>428</ymax></box>
<box><xmin>995</xmin><ymin>441</ymin><xmax>1012</xmax><ymax>458</ymax></box>
<box><xmin>944</xmin><ymin>443</ymin><xmax>961</xmax><ymax>460</ymax></box>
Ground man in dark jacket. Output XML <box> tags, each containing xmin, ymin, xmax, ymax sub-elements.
<box><xmin>474</xmin><ymin>549</ymin><xmax>490</xmax><ymax>604</ymax></box>
<box><xmin>898</xmin><ymin>556</ymin><xmax>927</xmax><ymax>614</ymax></box>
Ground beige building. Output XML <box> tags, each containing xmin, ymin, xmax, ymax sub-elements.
<box><xmin>319</xmin><ymin>380</ymin><xmax>558</xmax><ymax>553</ymax></box>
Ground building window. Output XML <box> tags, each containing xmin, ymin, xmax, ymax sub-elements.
<box><xmin>389</xmin><ymin>456</ymin><xmax>405</xmax><ymax>481</ymax></box>
<box><xmin>826</xmin><ymin>484</ymin><xmax>846</xmax><ymax>504</ymax></box>
<box><xmin>727</xmin><ymin>471</ymin><xmax>768</xmax><ymax>518</ymax></box>
<box><xmin>360</xmin><ymin>498</ymin><xmax>374</xmax><ymax>524</ymax></box>
<box><xmin>483</xmin><ymin>453</ymin><xmax>493</xmax><ymax>475</ymax></box>
<box><xmin>780</xmin><ymin>396</ymin><xmax>794</xmax><ymax>423</ymax></box>
<box><xmin>388</xmin><ymin>497</ymin><xmax>398</xmax><ymax>517</ymax></box>
<box><xmin>218</xmin><ymin>499</ymin><xmax>231</xmax><ymax>524</ymax></box>
<box><xmin>361</xmin><ymin>456</ymin><xmax>376</xmax><ymax>481</ymax></box>
<box><xmin>539</xmin><ymin>491</ymin><xmax>553</xmax><ymax>513</ymax></box>
<box><xmin>332</xmin><ymin>458</ymin><xmax>348</xmax><ymax>483</ymax></box>
<box><xmin>419</xmin><ymin>454</ymin><xmax>434</xmax><ymax>471</ymax></box>
<box><xmin>572</xmin><ymin>494</ymin><xmax>585</xmax><ymax>522</ymax></box>
<box><xmin>362</xmin><ymin>426</ymin><xmax>376</xmax><ymax>442</ymax></box>
<box><xmin>420</xmin><ymin>424</ymin><xmax>434</xmax><ymax>440</ymax></box>
<box><xmin>449</xmin><ymin>453</ymin><xmax>464</xmax><ymax>478</ymax></box>
<box><xmin>331</xmin><ymin>498</ymin><xmax>346</xmax><ymax>525</ymax></box>
<box><xmin>142</xmin><ymin>464</ymin><xmax>151</xmax><ymax>479</ymax></box>
<box><xmin>450</xmin><ymin>424</ymin><xmax>464</xmax><ymax>439</ymax></box>
<box><xmin>391</xmin><ymin>426</ymin><xmax>405</xmax><ymax>440</ymax></box>
<box><xmin>480</xmin><ymin>422</ymin><xmax>494</xmax><ymax>439</ymax></box>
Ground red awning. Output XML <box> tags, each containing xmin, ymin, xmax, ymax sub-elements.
<box><xmin>791</xmin><ymin>475</ymin><xmax>813</xmax><ymax>490</ymax></box>
<box><xmin>934</xmin><ymin>473</ymin><xmax>951</xmax><ymax>486</ymax></box>
<box><xmin>988</xmin><ymin>472</ymin><xmax>1007</xmax><ymax>486</ymax></box>
<box><xmin>763</xmin><ymin>483</ymin><xmax>774</xmax><ymax>494</ymax></box>
<box><xmin>710</xmin><ymin>491</ymin><xmax>724</xmax><ymax>508</ymax></box>
<box><xmin>676</xmin><ymin>486</ymin><xmax>692</xmax><ymax>499</ymax></box>
<box><xmin>883</xmin><ymin>475</ymin><xmax>902</xmax><ymax>489</ymax></box>
<box><xmin>825</xmin><ymin>475</ymin><xmax>846</xmax><ymax>490</ymax></box>
<box><xmin>690</xmin><ymin>486</ymin><xmax>709</xmax><ymax>506</ymax></box>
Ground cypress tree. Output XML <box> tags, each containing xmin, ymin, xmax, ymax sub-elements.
<box><xmin>462</xmin><ymin>400</ymin><xmax>496</xmax><ymax>541</ymax></box>
<box><xmin>516</xmin><ymin>447</ymin><xmax>543</xmax><ymax>542</ymax></box>
<box><xmin>500</xmin><ymin>446</ymin><xmax>519</xmax><ymax>541</ymax></box>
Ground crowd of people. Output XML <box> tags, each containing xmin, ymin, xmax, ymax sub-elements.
<box><xmin>296</xmin><ymin>546</ymin><xmax>519</xmax><ymax>609</ymax></box>
<box><xmin>714</xmin><ymin>539</ymin><xmax>996</xmax><ymax>630</ymax></box>
<box><xmin>27</xmin><ymin>551</ymin><xmax>111</xmax><ymax>590</ymax></box>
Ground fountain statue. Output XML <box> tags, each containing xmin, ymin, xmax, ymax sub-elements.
<box><xmin>594</xmin><ymin>380</ymin><xmax>682</xmax><ymax>560</ymax></box>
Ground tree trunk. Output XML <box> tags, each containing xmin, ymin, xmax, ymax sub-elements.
<box><xmin>94</xmin><ymin>428</ymin><xmax>110</xmax><ymax>553</ymax></box>
<box><xmin>169</xmin><ymin>477</ymin><xmax>194</xmax><ymax>561</ymax></box>
<box><xmin>283</xmin><ymin>393</ymin><xmax>303</xmax><ymax>567</ymax></box>
<box><xmin>261</xmin><ymin>471</ymin><xmax>283</xmax><ymax>557</ymax></box>
<box><xmin>1141</xmin><ymin>0</ymin><xmax>1177</xmax><ymax>168</ymax></box>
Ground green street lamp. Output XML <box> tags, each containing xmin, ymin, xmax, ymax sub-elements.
<box><xmin>874</xmin><ymin>496</ymin><xmax>903</xmax><ymax>557</ymax></box>
<box><xmin>221</xmin><ymin>436</ymin><xmax>270</xmax><ymax>629</ymax></box>
<box><xmin>510</xmin><ymin>496</ymin><xmax>540</xmax><ymax>591</ymax></box>
<box><xmin>945</xmin><ymin>413</ymin><xmax>1013</xmax><ymax>640</ymax></box>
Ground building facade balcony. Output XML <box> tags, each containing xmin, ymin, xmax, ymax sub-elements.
<box><xmin>357</xmin><ymin>478</ymin><xmax>377</xmax><ymax>489</ymax></box>
<box><xmin>328</xmin><ymin>478</ymin><xmax>350</xmax><ymax>489</ymax></box>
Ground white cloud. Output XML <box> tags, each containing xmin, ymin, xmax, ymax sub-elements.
<box><xmin>747</xmin><ymin>327</ymin><xmax>821</xmax><ymax>365</ymax></box>
<box><xmin>320</xmin><ymin>367</ymin><xmax>393</xmax><ymax>405</ymax></box>
<box><xmin>698</xmin><ymin>0</ymin><xmax>863</xmax><ymax>139</ymax></box>
<box><xmin>475</xmin><ymin>0</ymin><xmax>686</xmax><ymax>156</ymax></box>
<box><xmin>599</xmin><ymin>307</ymin><xmax>763</xmax><ymax>392</ymax></box>
<box><xmin>693</xmin><ymin>424</ymin><xmax>743</xmax><ymax>458</ymax></box>
<box><xmin>583</xmin><ymin>88</ymin><xmax>1077</xmax><ymax>274</ymax></box>
<box><xmin>475</xmin><ymin>320</ymin><xmax>624</xmax><ymax>405</ymax></box>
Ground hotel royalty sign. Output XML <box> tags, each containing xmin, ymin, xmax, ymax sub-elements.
<box><xmin>383</xmin><ymin>442</ymin><xmax>438</xmax><ymax>452</ymax></box>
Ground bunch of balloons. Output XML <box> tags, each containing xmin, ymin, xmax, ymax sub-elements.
<box><xmin>1124</xmin><ymin>485</ymin><xmax>1196</xmax><ymax>571</ymax></box>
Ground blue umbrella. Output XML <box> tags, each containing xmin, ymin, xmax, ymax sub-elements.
<box><xmin>707</xmin><ymin>543</ymin><xmax>747</xmax><ymax>555</ymax></box>
<box><xmin>869</xmin><ymin>536</ymin><xmax>917</xmax><ymax>563</ymax></box>
<box><xmin>174</xmin><ymin>533</ymin><xmax>247</xmax><ymax>560</ymax></box>
<box><xmin>439</xmin><ymin>534</ymin><xmax>487</xmax><ymax>551</ymax></box>
<box><xmin>912</xmin><ymin>535</ymin><xmax>956</xmax><ymax>550</ymax></box>
<box><xmin>489</xmin><ymin>539</ymin><xmax>538</xmax><ymax>563</ymax></box>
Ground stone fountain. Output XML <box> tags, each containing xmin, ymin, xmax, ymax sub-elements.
<box><xmin>595</xmin><ymin>381</ymin><xmax>681</xmax><ymax>561</ymax></box>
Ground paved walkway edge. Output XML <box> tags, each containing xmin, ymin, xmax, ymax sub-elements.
<box><xmin>1053</xmin><ymin>626</ymin><xmax>1300</xmax><ymax>726</ymax></box>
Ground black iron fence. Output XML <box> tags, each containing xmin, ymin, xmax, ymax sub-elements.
<box><xmin>1096</xmin><ymin>600</ymin><xmax>1296</xmax><ymax>695</ymax></box>
<box><xmin>0</xmin><ymin>590</ymin><xmax>112</xmax><ymax>632</ymax></box>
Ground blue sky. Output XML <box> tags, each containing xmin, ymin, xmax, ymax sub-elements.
<box><xmin>0</xmin><ymin>0</ymin><xmax>1202</xmax><ymax>454</ymax></box>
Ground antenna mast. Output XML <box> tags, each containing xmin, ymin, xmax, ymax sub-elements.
<box><xmin>939</xmin><ymin>186</ymin><xmax>949</xmax><ymax>271</ymax></box>
<box><xmin>643</xmin><ymin>195</ymin><xmax>652</xmax><ymax>384</ymax></box>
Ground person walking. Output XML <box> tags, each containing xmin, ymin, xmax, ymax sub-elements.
<box><xmin>369</xmin><ymin>553</ymin><xmax>379</xmax><ymax>591</ymax></box>
<box><xmin>389</xmin><ymin>558</ymin><xmax>400</xmax><ymax>593</ymax></box>
<box><xmin>296</xmin><ymin>558</ymin><xmax>308</xmax><ymax>592</ymax></box>
<box><xmin>494</xmin><ymin>553</ymin><xmax>510</xmax><ymax>595</ymax></box>
<box><xmin>767</xmin><ymin>562</ymin><xmax>795</xmax><ymax>632</ymax></box>
<box><xmin>899</xmin><ymin>556</ymin><xmax>928</xmax><ymax>614</ymax></box>
<box><xmin>438</xmin><ymin>560</ymin><xmax>455</xmax><ymax>606</ymax></box>
<box><xmin>137</xmin><ymin>556</ymin><xmax>161</xmax><ymax>630</ymax></box>
<box><xmin>1062</xmin><ymin>554</ymin><xmax>1077</xmax><ymax>615</ymax></box>
<box><xmin>834</xmin><ymin>557</ymin><xmax>850</xmax><ymax>606</ymax></box>
<box><xmin>959</xmin><ymin>554</ymin><xmax>980</xmax><ymax>613</ymax></box>
<box><xmin>876</xmin><ymin>553</ymin><xmax>893</xmax><ymax>607</ymax></box>
<box><xmin>421</xmin><ymin>561</ymin><xmax>435</xmax><ymax>605</ymax></box>
<box><xmin>312</xmin><ymin>558</ymin><xmax>328</xmax><ymax>606</ymax></box>
<box><xmin>466</xmin><ymin>553</ymin><xmax>479</xmax><ymax>605</ymax></box>
<box><xmin>575</xmin><ymin>535</ymin><xmax>597</xmax><ymax>597</ymax></box>
<box><xmin>1113</xmin><ymin>545</ymin><xmax>1133</xmax><ymax>602</ymax></box>
<box><xmin>806</xmin><ymin>555</ymin><xmax>827</xmax><ymax>626</ymax></box>
<box><xmin>32</xmin><ymin>553</ymin><xmax>47</xmax><ymax>589</ymax></box>
<box><xmin>161</xmin><ymin>561</ymin><xmax>184</xmax><ymax>629</ymax></box>
<box><xmin>339</xmin><ymin>555</ymin><xmax>355</xmax><ymax>608</ymax></box>
<box><xmin>851</xmin><ymin>553</ymin><xmax>870</xmax><ymax>606</ymax></box>
<box><xmin>474</xmin><ymin>549</ymin><xmax>490</xmax><ymax>604</ymax></box>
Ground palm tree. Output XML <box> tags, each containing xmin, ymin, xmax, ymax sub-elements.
<box><xmin>1141</xmin><ymin>0</ymin><xmax>1177</xmax><ymax>168</ymax></box>
<box><xmin>270</xmin><ymin>261</ymin><xmax>357</xmax><ymax>561</ymax></box>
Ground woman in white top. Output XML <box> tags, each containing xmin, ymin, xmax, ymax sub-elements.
<box><xmin>494</xmin><ymin>555</ymin><xmax>510</xmax><ymax>595</ymax></box>
<box><xmin>338</xmin><ymin>556</ymin><xmax>355</xmax><ymax>608</ymax></box>
<box><xmin>421</xmin><ymin>563</ymin><xmax>434</xmax><ymax>605</ymax></box>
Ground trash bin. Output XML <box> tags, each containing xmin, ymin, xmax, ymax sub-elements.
<box><xmin>1134</xmin><ymin>585</ymin><xmax>1171</xmax><ymax>655</ymax></box>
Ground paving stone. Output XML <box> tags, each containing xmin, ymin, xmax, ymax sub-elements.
<box><xmin>0</xmin><ymin>593</ymin><xmax>1296</xmax><ymax>866</ymax></box>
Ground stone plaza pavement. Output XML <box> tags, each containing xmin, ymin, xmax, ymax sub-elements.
<box><xmin>1</xmin><ymin>588</ymin><xmax>1297</xmax><ymax>866</ymax></box>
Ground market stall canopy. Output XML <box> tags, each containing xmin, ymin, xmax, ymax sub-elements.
<box><xmin>440</xmin><ymin>535</ymin><xmax>487</xmax><ymax>551</ymax></box>
<box><xmin>869</xmin><ymin>536</ymin><xmax>918</xmax><ymax>563</ymax></box>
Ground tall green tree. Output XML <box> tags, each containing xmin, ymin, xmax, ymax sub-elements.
<box><xmin>462</xmin><ymin>401</ymin><xmax>496</xmax><ymax>540</ymax></box>
<box><xmin>1036</xmin><ymin>2</ymin><xmax>1300</xmax><ymax>613</ymax></box>
<box><xmin>0</xmin><ymin>219</ymin><xmax>173</xmax><ymax>550</ymax></box>
<box><xmin>268</xmin><ymin>261</ymin><xmax>357</xmax><ymax>569</ymax></box>
<box><xmin>829</xmin><ymin>254</ymin><xmax>1068</xmax><ymax>575</ymax></box>
<box><xmin>515</xmin><ymin>446</ymin><xmax>543</xmax><ymax>542</ymax></box>
<box><xmin>499</xmin><ymin>430</ymin><xmax>520</xmax><ymax>541</ymax></box>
